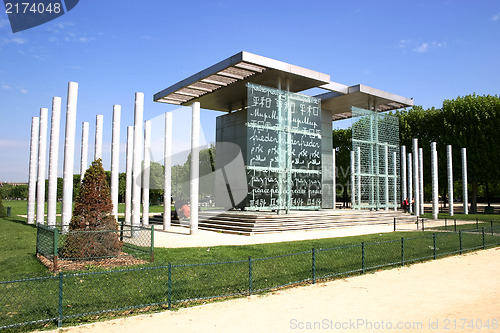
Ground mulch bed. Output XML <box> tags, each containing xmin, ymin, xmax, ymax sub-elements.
<box><xmin>37</xmin><ymin>253</ymin><xmax>148</xmax><ymax>272</ymax></box>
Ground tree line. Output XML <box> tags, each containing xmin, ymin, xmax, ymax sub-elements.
<box><xmin>333</xmin><ymin>94</ymin><xmax>500</xmax><ymax>213</ymax></box>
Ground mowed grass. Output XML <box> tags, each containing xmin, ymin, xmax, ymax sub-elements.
<box><xmin>1</xmin><ymin>214</ymin><xmax>500</xmax><ymax>331</ymax></box>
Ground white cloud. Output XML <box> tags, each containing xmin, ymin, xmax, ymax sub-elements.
<box><xmin>0</xmin><ymin>140</ymin><xmax>27</xmax><ymax>148</ymax></box>
<box><xmin>1</xmin><ymin>83</ymin><xmax>12</xmax><ymax>90</ymax></box>
<box><xmin>492</xmin><ymin>13</ymin><xmax>500</xmax><ymax>21</ymax></box>
<box><xmin>19</xmin><ymin>89</ymin><xmax>28</xmax><ymax>94</ymax></box>
<box><xmin>0</xmin><ymin>37</ymin><xmax>27</xmax><ymax>45</ymax></box>
<box><xmin>397</xmin><ymin>39</ymin><xmax>445</xmax><ymax>53</ymax></box>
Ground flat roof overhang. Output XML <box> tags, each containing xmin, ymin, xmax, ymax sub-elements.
<box><xmin>154</xmin><ymin>51</ymin><xmax>331</xmax><ymax>112</ymax></box>
<box><xmin>317</xmin><ymin>84</ymin><xmax>414</xmax><ymax>121</ymax></box>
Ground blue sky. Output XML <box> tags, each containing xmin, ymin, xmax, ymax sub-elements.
<box><xmin>0</xmin><ymin>0</ymin><xmax>499</xmax><ymax>181</ymax></box>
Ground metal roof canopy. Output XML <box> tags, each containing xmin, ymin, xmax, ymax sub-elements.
<box><xmin>154</xmin><ymin>51</ymin><xmax>413</xmax><ymax>119</ymax></box>
<box><xmin>317</xmin><ymin>84</ymin><xmax>414</xmax><ymax>121</ymax></box>
<box><xmin>154</xmin><ymin>51</ymin><xmax>330</xmax><ymax>112</ymax></box>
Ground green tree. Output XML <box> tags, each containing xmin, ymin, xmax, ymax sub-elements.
<box><xmin>64</xmin><ymin>159</ymin><xmax>121</xmax><ymax>258</ymax></box>
<box><xmin>332</xmin><ymin>128</ymin><xmax>352</xmax><ymax>206</ymax></box>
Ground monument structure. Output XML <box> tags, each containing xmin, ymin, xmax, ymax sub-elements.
<box><xmin>154</xmin><ymin>52</ymin><xmax>413</xmax><ymax>215</ymax></box>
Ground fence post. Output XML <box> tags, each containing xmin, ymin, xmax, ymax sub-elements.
<box><xmin>167</xmin><ymin>263</ymin><xmax>172</xmax><ymax>310</ymax></box>
<box><xmin>422</xmin><ymin>219</ymin><xmax>425</xmax><ymax>232</ymax></box>
<box><xmin>482</xmin><ymin>227</ymin><xmax>486</xmax><ymax>249</ymax></box>
<box><xmin>445</xmin><ymin>217</ymin><xmax>447</xmax><ymax>230</ymax></box>
<box><xmin>53</xmin><ymin>227</ymin><xmax>59</xmax><ymax>272</ymax></box>
<box><xmin>120</xmin><ymin>221</ymin><xmax>124</xmax><ymax>242</ymax></box>
<box><xmin>312</xmin><ymin>248</ymin><xmax>316</xmax><ymax>284</ymax></box>
<box><xmin>454</xmin><ymin>219</ymin><xmax>457</xmax><ymax>232</ymax></box>
<box><xmin>459</xmin><ymin>230</ymin><xmax>463</xmax><ymax>255</ymax></box>
<box><xmin>416</xmin><ymin>216</ymin><xmax>419</xmax><ymax>230</ymax></box>
<box><xmin>393</xmin><ymin>218</ymin><xmax>396</xmax><ymax>232</ymax></box>
<box><xmin>433</xmin><ymin>233</ymin><xmax>437</xmax><ymax>260</ymax></box>
<box><xmin>150</xmin><ymin>225</ymin><xmax>155</xmax><ymax>262</ymax></box>
<box><xmin>248</xmin><ymin>257</ymin><xmax>253</xmax><ymax>295</ymax></box>
<box><xmin>401</xmin><ymin>238</ymin><xmax>405</xmax><ymax>266</ymax></box>
<box><xmin>491</xmin><ymin>221</ymin><xmax>494</xmax><ymax>235</ymax></box>
<box><xmin>361</xmin><ymin>242</ymin><xmax>365</xmax><ymax>274</ymax></box>
<box><xmin>476</xmin><ymin>218</ymin><xmax>479</xmax><ymax>230</ymax></box>
<box><xmin>58</xmin><ymin>272</ymin><xmax>63</xmax><ymax>327</ymax></box>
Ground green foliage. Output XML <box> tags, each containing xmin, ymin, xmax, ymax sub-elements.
<box><xmin>65</xmin><ymin>159</ymin><xmax>121</xmax><ymax>259</ymax></box>
<box><xmin>332</xmin><ymin>128</ymin><xmax>352</xmax><ymax>204</ymax></box>
<box><xmin>0</xmin><ymin>196</ymin><xmax>7</xmax><ymax>218</ymax></box>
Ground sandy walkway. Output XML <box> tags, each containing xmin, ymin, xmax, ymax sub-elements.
<box><xmin>47</xmin><ymin>247</ymin><xmax>500</xmax><ymax>333</ymax></box>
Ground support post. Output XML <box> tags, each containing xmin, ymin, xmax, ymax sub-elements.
<box><xmin>27</xmin><ymin>117</ymin><xmax>39</xmax><ymax>224</ymax></box>
<box><xmin>356</xmin><ymin>146</ymin><xmax>361</xmax><ymax>209</ymax></box>
<box><xmin>401</xmin><ymin>145</ymin><xmax>407</xmax><ymax>203</ymax></box>
<box><xmin>350</xmin><ymin>151</ymin><xmax>355</xmax><ymax>208</ymax></box>
<box><xmin>94</xmin><ymin>114</ymin><xmax>103</xmax><ymax>161</ymax></box>
<box><xmin>79</xmin><ymin>122</ymin><xmax>89</xmax><ymax>181</ymax></box>
<box><xmin>412</xmin><ymin>138</ymin><xmax>420</xmax><ymax>216</ymax></box>
<box><xmin>312</xmin><ymin>248</ymin><xmax>316</xmax><ymax>284</ymax></box>
<box><xmin>462</xmin><ymin>148</ymin><xmax>468</xmax><ymax>215</ymax></box>
<box><xmin>447</xmin><ymin>145</ymin><xmax>454</xmax><ymax>216</ymax></box>
<box><xmin>58</xmin><ymin>271</ymin><xmax>63</xmax><ymax>327</ymax></box>
<box><xmin>419</xmin><ymin>147</ymin><xmax>424</xmax><ymax>215</ymax></box>
<box><xmin>132</xmin><ymin>93</ymin><xmax>144</xmax><ymax>228</ymax></box>
<box><xmin>47</xmin><ymin>97</ymin><xmax>61</xmax><ymax>227</ymax></box>
<box><xmin>111</xmin><ymin>105</ymin><xmax>121</xmax><ymax>220</ymax></box>
<box><xmin>125</xmin><ymin>126</ymin><xmax>133</xmax><ymax>224</ymax></box>
<box><xmin>332</xmin><ymin>148</ymin><xmax>336</xmax><ymax>209</ymax></box>
<box><xmin>62</xmin><ymin>82</ymin><xmax>78</xmax><ymax>232</ymax></box>
<box><xmin>36</xmin><ymin>108</ymin><xmax>48</xmax><ymax>225</ymax></box>
<box><xmin>407</xmin><ymin>153</ymin><xmax>413</xmax><ymax>214</ymax></box>
<box><xmin>431</xmin><ymin>142</ymin><xmax>439</xmax><ymax>220</ymax></box>
<box><xmin>164</xmin><ymin>112</ymin><xmax>172</xmax><ymax>230</ymax></box>
<box><xmin>190</xmin><ymin>102</ymin><xmax>200</xmax><ymax>235</ymax></box>
<box><xmin>142</xmin><ymin>120</ymin><xmax>151</xmax><ymax>226</ymax></box>
<box><xmin>393</xmin><ymin>151</ymin><xmax>397</xmax><ymax>211</ymax></box>
<box><xmin>362</xmin><ymin>242</ymin><xmax>365</xmax><ymax>273</ymax></box>
<box><xmin>384</xmin><ymin>144</ymin><xmax>389</xmax><ymax>210</ymax></box>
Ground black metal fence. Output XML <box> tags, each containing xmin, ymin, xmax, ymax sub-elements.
<box><xmin>36</xmin><ymin>223</ymin><xmax>154</xmax><ymax>270</ymax></box>
<box><xmin>2</xmin><ymin>226</ymin><xmax>500</xmax><ymax>331</ymax></box>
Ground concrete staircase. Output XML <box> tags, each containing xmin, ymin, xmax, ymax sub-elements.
<box><xmin>149</xmin><ymin>209</ymin><xmax>417</xmax><ymax>235</ymax></box>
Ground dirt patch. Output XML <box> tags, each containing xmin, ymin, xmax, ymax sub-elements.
<box><xmin>37</xmin><ymin>253</ymin><xmax>148</xmax><ymax>271</ymax></box>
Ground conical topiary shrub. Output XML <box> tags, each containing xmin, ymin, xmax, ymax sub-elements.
<box><xmin>63</xmin><ymin>159</ymin><xmax>122</xmax><ymax>259</ymax></box>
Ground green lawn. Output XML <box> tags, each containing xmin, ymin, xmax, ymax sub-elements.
<box><xmin>1</xmin><ymin>215</ymin><xmax>500</xmax><ymax>332</ymax></box>
<box><xmin>420</xmin><ymin>212</ymin><xmax>500</xmax><ymax>222</ymax></box>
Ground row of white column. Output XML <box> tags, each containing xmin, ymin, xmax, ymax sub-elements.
<box><xmin>27</xmin><ymin>82</ymin><xmax>201</xmax><ymax>235</ymax></box>
<box><xmin>400</xmin><ymin>140</ymin><xmax>468</xmax><ymax>219</ymax></box>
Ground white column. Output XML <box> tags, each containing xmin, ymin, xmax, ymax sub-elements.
<box><xmin>190</xmin><ymin>102</ymin><xmax>200</xmax><ymax>235</ymax></box>
<box><xmin>392</xmin><ymin>151</ymin><xmax>397</xmax><ymax>211</ymax></box>
<box><xmin>462</xmin><ymin>148</ymin><xmax>468</xmax><ymax>215</ymax></box>
<box><xmin>447</xmin><ymin>145</ymin><xmax>454</xmax><ymax>216</ymax></box>
<box><xmin>356</xmin><ymin>146</ymin><xmax>361</xmax><ymax>209</ymax></box>
<box><xmin>142</xmin><ymin>120</ymin><xmax>151</xmax><ymax>226</ymax></box>
<box><xmin>27</xmin><ymin>117</ymin><xmax>39</xmax><ymax>224</ymax></box>
<box><xmin>132</xmin><ymin>93</ymin><xmax>144</xmax><ymax>227</ymax></box>
<box><xmin>80</xmin><ymin>122</ymin><xmax>89</xmax><ymax>181</ymax></box>
<box><xmin>62</xmin><ymin>82</ymin><xmax>78</xmax><ymax>230</ymax></box>
<box><xmin>125</xmin><ymin>126</ymin><xmax>133</xmax><ymax>224</ymax></box>
<box><xmin>384</xmin><ymin>144</ymin><xmax>389</xmax><ymax>210</ymax></box>
<box><xmin>332</xmin><ymin>148</ymin><xmax>336</xmax><ymax>209</ymax></box>
<box><xmin>47</xmin><ymin>97</ymin><xmax>61</xmax><ymax>226</ymax></box>
<box><xmin>419</xmin><ymin>147</ymin><xmax>424</xmax><ymax>215</ymax></box>
<box><xmin>401</xmin><ymin>145</ymin><xmax>407</xmax><ymax>202</ymax></box>
<box><xmin>350</xmin><ymin>151</ymin><xmax>355</xmax><ymax>208</ymax></box>
<box><xmin>164</xmin><ymin>112</ymin><xmax>172</xmax><ymax>230</ymax></box>
<box><xmin>412</xmin><ymin>138</ymin><xmax>420</xmax><ymax>216</ymax></box>
<box><xmin>431</xmin><ymin>142</ymin><xmax>439</xmax><ymax>220</ymax></box>
<box><xmin>36</xmin><ymin>108</ymin><xmax>48</xmax><ymax>225</ymax></box>
<box><xmin>110</xmin><ymin>105</ymin><xmax>121</xmax><ymax>220</ymax></box>
<box><xmin>407</xmin><ymin>153</ymin><xmax>413</xmax><ymax>214</ymax></box>
<box><xmin>94</xmin><ymin>114</ymin><xmax>103</xmax><ymax>161</ymax></box>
